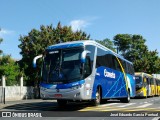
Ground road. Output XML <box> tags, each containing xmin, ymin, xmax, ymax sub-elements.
<box><xmin>0</xmin><ymin>97</ymin><xmax>160</xmax><ymax>120</ymax></box>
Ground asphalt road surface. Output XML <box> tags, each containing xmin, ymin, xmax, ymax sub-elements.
<box><xmin>0</xmin><ymin>97</ymin><xmax>160</xmax><ymax>120</ymax></box>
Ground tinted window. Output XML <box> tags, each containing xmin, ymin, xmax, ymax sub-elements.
<box><xmin>112</xmin><ymin>56</ymin><xmax>121</xmax><ymax>71</ymax></box>
<box><xmin>96</xmin><ymin>48</ymin><xmax>114</xmax><ymax>69</ymax></box>
<box><xmin>125</xmin><ymin>62</ymin><xmax>134</xmax><ymax>75</ymax></box>
<box><xmin>150</xmin><ymin>78</ymin><xmax>154</xmax><ymax>85</ymax></box>
<box><xmin>96</xmin><ymin>48</ymin><xmax>134</xmax><ymax>75</ymax></box>
<box><xmin>85</xmin><ymin>45</ymin><xmax>95</xmax><ymax>71</ymax></box>
<box><xmin>135</xmin><ymin>76</ymin><xmax>142</xmax><ymax>84</ymax></box>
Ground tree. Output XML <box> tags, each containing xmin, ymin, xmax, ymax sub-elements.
<box><xmin>113</xmin><ymin>34</ymin><xmax>160</xmax><ymax>74</ymax></box>
<box><xmin>113</xmin><ymin>34</ymin><xmax>132</xmax><ymax>55</ymax></box>
<box><xmin>0</xmin><ymin>28</ymin><xmax>3</xmax><ymax>55</ymax></box>
<box><xmin>0</xmin><ymin>55</ymin><xmax>20</xmax><ymax>86</ymax></box>
<box><xmin>96</xmin><ymin>38</ymin><xmax>116</xmax><ymax>52</ymax></box>
<box><xmin>18</xmin><ymin>22</ymin><xmax>90</xmax><ymax>86</ymax></box>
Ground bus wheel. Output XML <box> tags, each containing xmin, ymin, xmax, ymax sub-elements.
<box><xmin>120</xmin><ymin>90</ymin><xmax>130</xmax><ymax>103</ymax></box>
<box><xmin>57</xmin><ymin>100</ymin><xmax>67</xmax><ymax>106</ymax></box>
<box><xmin>92</xmin><ymin>88</ymin><xmax>101</xmax><ymax>106</ymax></box>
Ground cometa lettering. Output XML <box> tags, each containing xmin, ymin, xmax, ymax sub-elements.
<box><xmin>104</xmin><ymin>69</ymin><xmax>116</xmax><ymax>79</ymax></box>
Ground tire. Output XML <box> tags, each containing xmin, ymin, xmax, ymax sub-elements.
<box><xmin>92</xmin><ymin>88</ymin><xmax>101</xmax><ymax>106</ymax></box>
<box><xmin>57</xmin><ymin>100</ymin><xmax>67</xmax><ymax>106</ymax></box>
<box><xmin>120</xmin><ymin>90</ymin><xmax>130</xmax><ymax>103</ymax></box>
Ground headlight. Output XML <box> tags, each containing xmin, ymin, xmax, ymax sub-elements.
<box><xmin>40</xmin><ymin>87</ymin><xmax>47</xmax><ymax>91</ymax></box>
<box><xmin>72</xmin><ymin>84</ymin><xmax>83</xmax><ymax>90</ymax></box>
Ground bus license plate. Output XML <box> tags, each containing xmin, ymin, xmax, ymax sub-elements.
<box><xmin>54</xmin><ymin>94</ymin><xmax>62</xmax><ymax>97</ymax></box>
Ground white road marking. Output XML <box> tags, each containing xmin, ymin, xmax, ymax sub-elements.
<box><xmin>100</xmin><ymin>103</ymin><xmax>120</xmax><ymax>107</ymax></box>
<box><xmin>118</xmin><ymin>103</ymin><xmax>136</xmax><ymax>107</ymax></box>
<box><xmin>138</xmin><ymin>103</ymin><xmax>152</xmax><ymax>108</ymax></box>
<box><xmin>152</xmin><ymin>117</ymin><xmax>160</xmax><ymax>120</ymax></box>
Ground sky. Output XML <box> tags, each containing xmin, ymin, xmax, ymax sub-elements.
<box><xmin>0</xmin><ymin>0</ymin><xmax>160</xmax><ymax>59</ymax></box>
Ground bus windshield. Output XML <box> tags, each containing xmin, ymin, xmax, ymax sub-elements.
<box><xmin>135</xmin><ymin>76</ymin><xmax>142</xmax><ymax>84</ymax></box>
<box><xmin>42</xmin><ymin>47</ymin><xmax>84</xmax><ymax>84</ymax></box>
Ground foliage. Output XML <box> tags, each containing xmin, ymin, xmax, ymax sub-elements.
<box><xmin>18</xmin><ymin>22</ymin><xmax>90</xmax><ymax>86</ymax></box>
<box><xmin>0</xmin><ymin>28</ymin><xmax>3</xmax><ymax>55</ymax></box>
<box><xmin>0</xmin><ymin>55</ymin><xmax>20</xmax><ymax>86</ymax></box>
<box><xmin>96</xmin><ymin>38</ymin><xmax>116</xmax><ymax>52</ymax></box>
<box><xmin>113</xmin><ymin>34</ymin><xmax>160</xmax><ymax>74</ymax></box>
<box><xmin>134</xmin><ymin>50</ymin><xmax>160</xmax><ymax>74</ymax></box>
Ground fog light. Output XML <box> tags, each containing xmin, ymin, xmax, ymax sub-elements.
<box><xmin>74</xmin><ymin>92</ymin><xmax>80</xmax><ymax>97</ymax></box>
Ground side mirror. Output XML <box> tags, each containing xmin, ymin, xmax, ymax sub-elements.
<box><xmin>81</xmin><ymin>50</ymin><xmax>91</xmax><ymax>63</ymax></box>
<box><xmin>33</xmin><ymin>55</ymin><xmax>43</xmax><ymax>68</ymax></box>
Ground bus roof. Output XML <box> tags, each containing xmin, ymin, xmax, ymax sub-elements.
<box><xmin>135</xmin><ymin>72</ymin><xmax>153</xmax><ymax>77</ymax></box>
<box><xmin>47</xmin><ymin>40</ymin><xmax>133</xmax><ymax>64</ymax></box>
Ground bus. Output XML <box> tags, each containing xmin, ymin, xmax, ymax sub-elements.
<box><xmin>33</xmin><ymin>40</ymin><xmax>135</xmax><ymax>106</ymax></box>
<box><xmin>135</xmin><ymin>72</ymin><xmax>153</xmax><ymax>98</ymax></box>
<box><xmin>154</xmin><ymin>77</ymin><xmax>160</xmax><ymax>96</ymax></box>
<box><xmin>150</xmin><ymin>77</ymin><xmax>156</xmax><ymax>96</ymax></box>
<box><xmin>157</xmin><ymin>78</ymin><xmax>160</xmax><ymax>96</ymax></box>
<box><xmin>152</xmin><ymin>74</ymin><xmax>160</xmax><ymax>96</ymax></box>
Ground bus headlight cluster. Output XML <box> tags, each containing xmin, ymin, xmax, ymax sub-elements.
<box><xmin>72</xmin><ymin>84</ymin><xmax>84</xmax><ymax>90</ymax></box>
<box><xmin>40</xmin><ymin>87</ymin><xmax>47</xmax><ymax>91</ymax></box>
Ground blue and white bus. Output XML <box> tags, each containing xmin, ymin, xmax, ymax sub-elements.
<box><xmin>33</xmin><ymin>40</ymin><xmax>135</xmax><ymax>106</ymax></box>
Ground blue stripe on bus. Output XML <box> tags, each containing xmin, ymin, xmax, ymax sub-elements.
<box><xmin>40</xmin><ymin>80</ymin><xmax>85</xmax><ymax>89</ymax></box>
<box><xmin>47</xmin><ymin>43</ymin><xmax>84</xmax><ymax>50</ymax></box>
<box><xmin>111</xmin><ymin>84</ymin><xmax>126</xmax><ymax>97</ymax></box>
<box><xmin>92</xmin><ymin>66</ymin><xmax>135</xmax><ymax>99</ymax></box>
<box><xmin>40</xmin><ymin>83</ymin><xmax>54</xmax><ymax>89</ymax></box>
<box><xmin>104</xmin><ymin>73</ymin><xmax>123</xmax><ymax>97</ymax></box>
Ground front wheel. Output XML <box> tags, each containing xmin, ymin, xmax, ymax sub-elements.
<box><xmin>120</xmin><ymin>91</ymin><xmax>130</xmax><ymax>103</ymax></box>
<box><xmin>92</xmin><ymin>88</ymin><xmax>101</xmax><ymax>106</ymax></box>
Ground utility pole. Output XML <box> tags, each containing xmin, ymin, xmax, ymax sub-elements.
<box><xmin>2</xmin><ymin>76</ymin><xmax>6</xmax><ymax>104</ymax></box>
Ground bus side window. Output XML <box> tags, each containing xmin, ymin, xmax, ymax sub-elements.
<box><xmin>84</xmin><ymin>55</ymin><xmax>91</xmax><ymax>77</ymax></box>
<box><xmin>146</xmin><ymin>77</ymin><xmax>149</xmax><ymax>85</ymax></box>
<box><xmin>112</xmin><ymin>56</ymin><xmax>121</xmax><ymax>71</ymax></box>
<box><xmin>143</xmin><ymin>77</ymin><xmax>147</xmax><ymax>87</ymax></box>
<box><xmin>156</xmin><ymin>79</ymin><xmax>158</xmax><ymax>86</ymax></box>
<box><xmin>85</xmin><ymin>45</ymin><xmax>95</xmax><ymax>72</ymax></box>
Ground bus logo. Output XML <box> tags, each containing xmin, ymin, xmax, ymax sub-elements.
<box><xmin>104</xmin><ymin>69</ymin><xmax>116</xmax><ymax>79</ymax></box>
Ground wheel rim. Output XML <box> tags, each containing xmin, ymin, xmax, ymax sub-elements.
<box><xmin>96</xmin><ymin>90</ymin><xmax>100</xmax><ymax>104</ymax></box>
<box><xmin>128</xmin><ymin>92</ymin><xmax>130</xmax><ymax>101</ymax></box>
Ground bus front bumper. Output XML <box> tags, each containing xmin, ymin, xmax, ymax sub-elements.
<box><xmin>40</xmin><ymin>85</ymin><xmax>91</xmax><ymax>101</ymax></box>
<box><xmin>136</xmin><ymin>90</ymin><xmax>144</xmax><ymax>97</ymax></box>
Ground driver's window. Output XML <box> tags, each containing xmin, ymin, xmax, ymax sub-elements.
<box><xmin>84</xmin><ymin>56</ymin><xmax>91</xmax><ymax>77</ymax></box>
<box><xmin>84</xmin><ymin>45</ymin><xmax>95</xmax><ymax>77</ymax></box>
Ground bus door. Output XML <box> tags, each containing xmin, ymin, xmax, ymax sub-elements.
<box><xmin>146</xmin><ymin>77</ymin><xmax>151</xmax><ymax>96</ymax></box>
<box><xmin>150</xmin><ymin>78</ymin><xmax>155</xmax><ymax>96</ymax></box>
<box><xmin>155</xmin><ymin>79</ymin><xmax>158</xmax><ymax>96</ymax></box>
<box><xmin>143</xmin><ymin>77</ymin><xmax>147</xmax><ymax>97</ymax></box>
